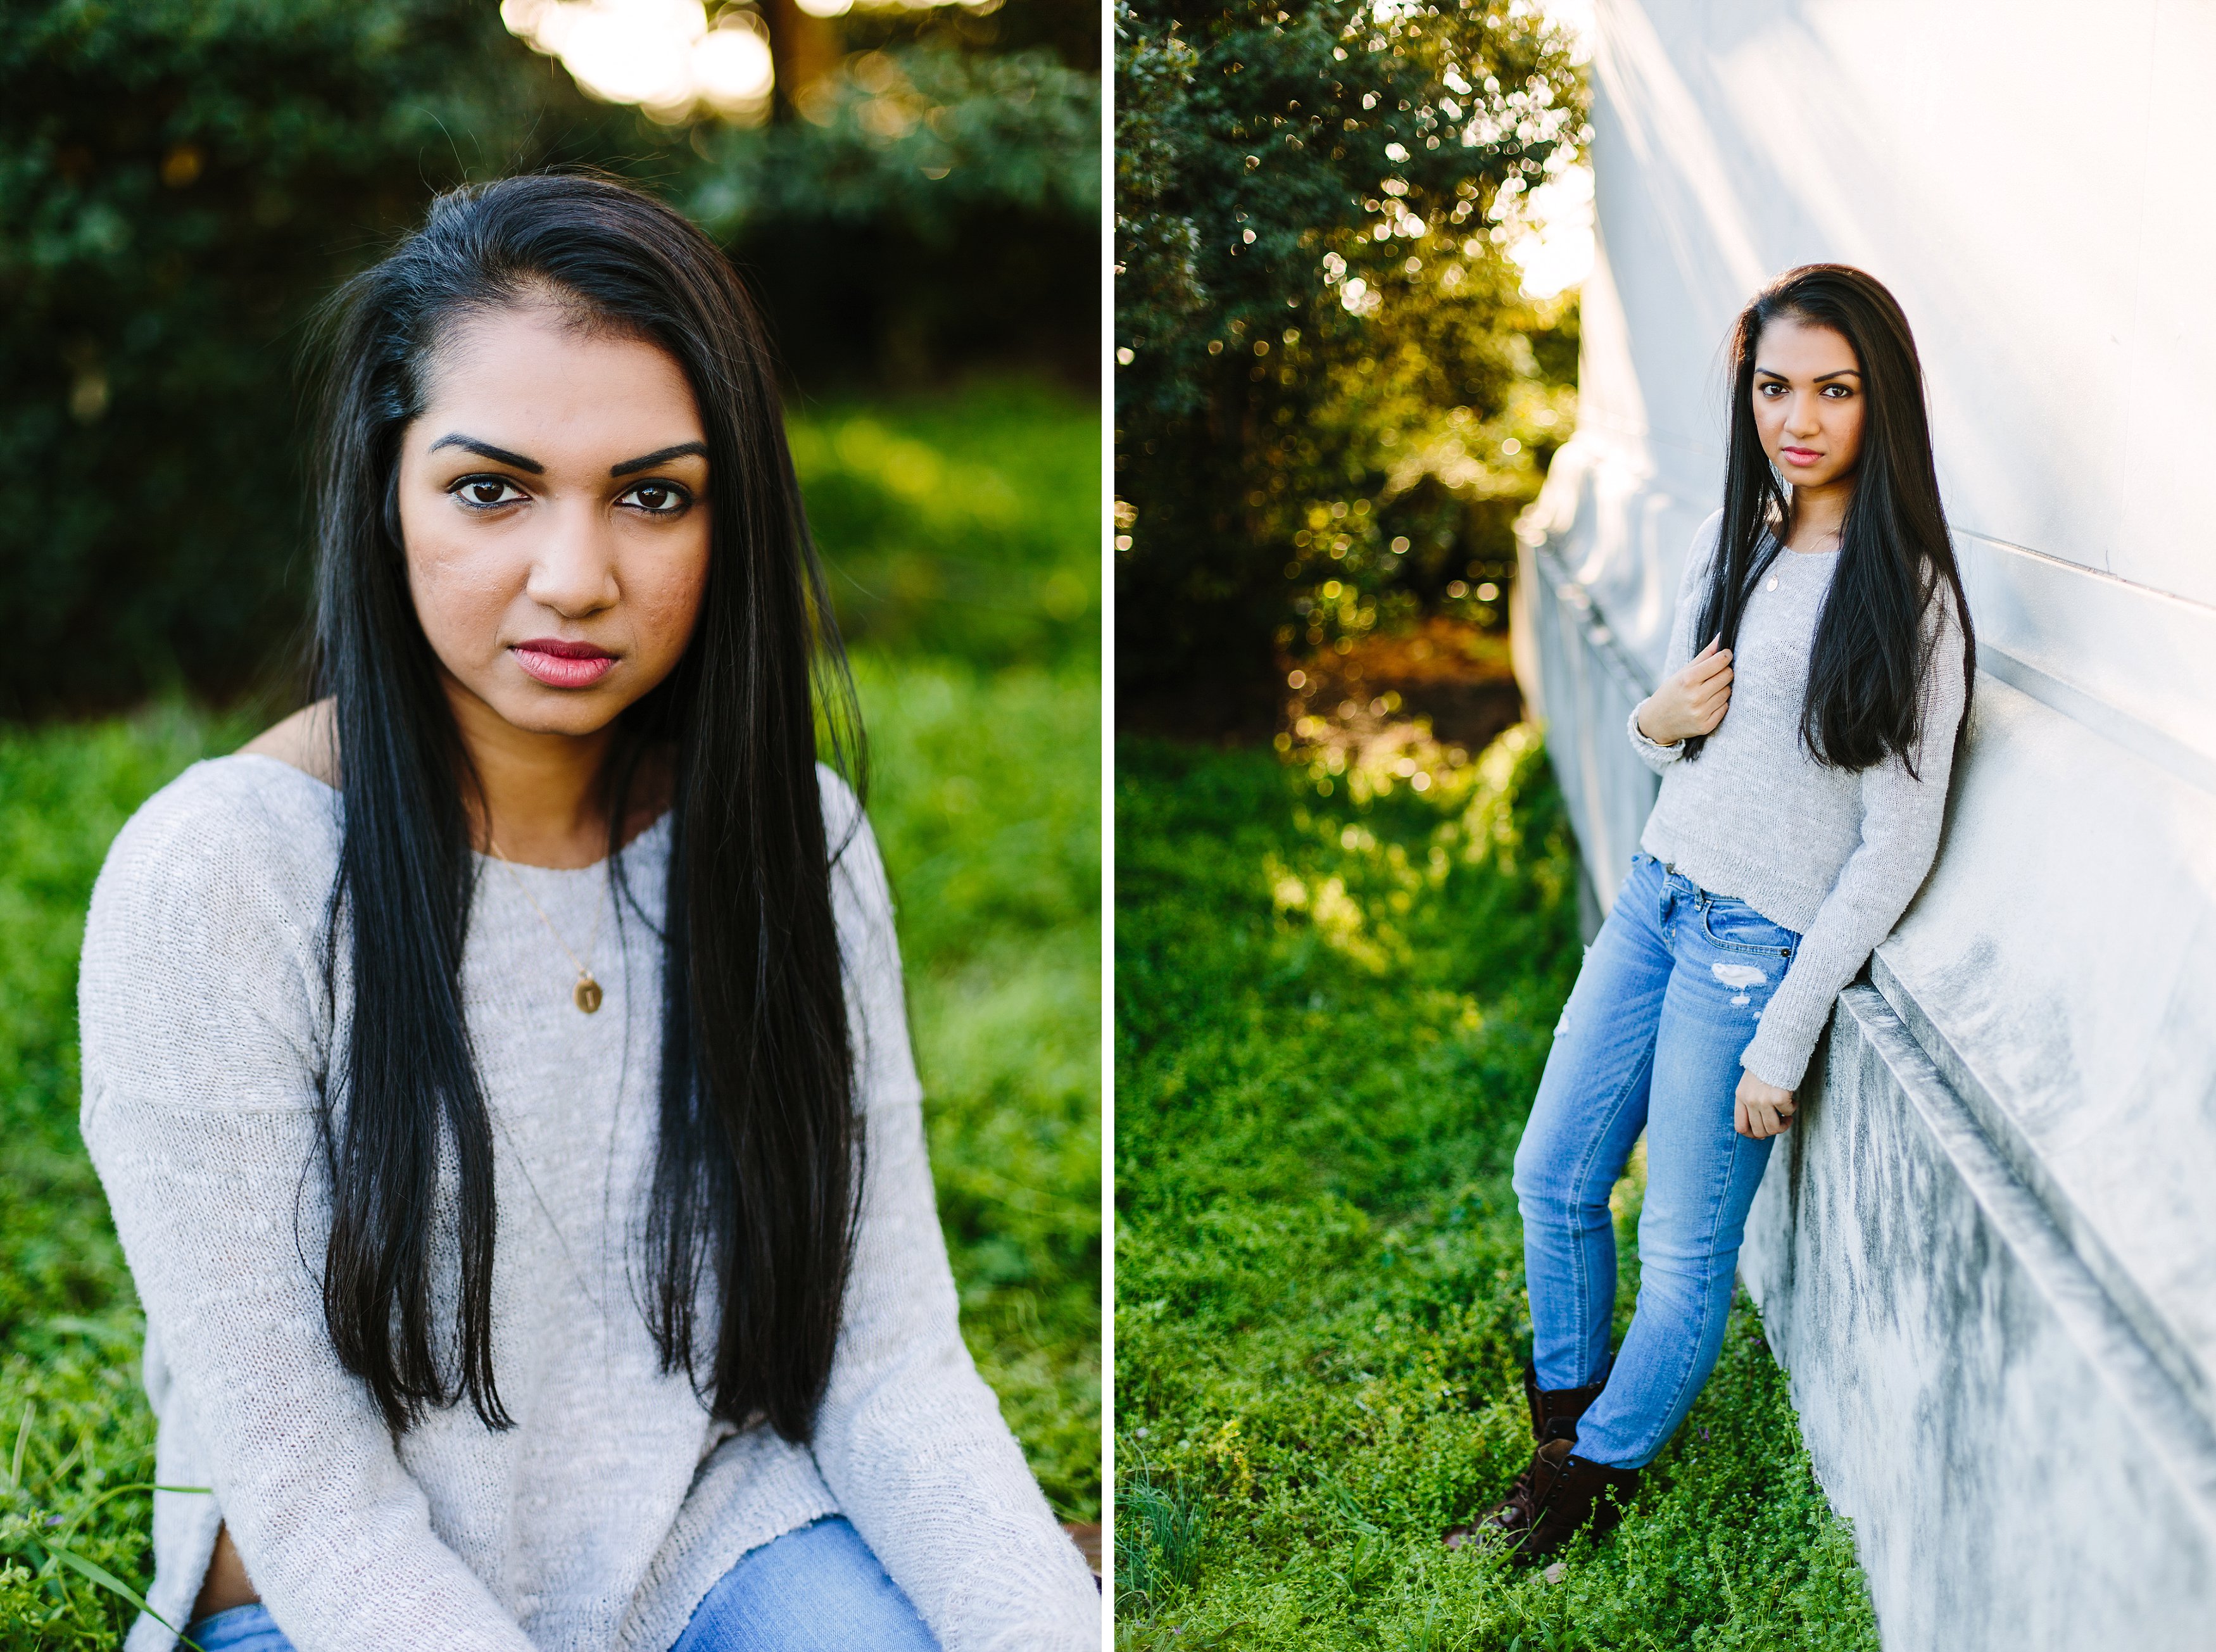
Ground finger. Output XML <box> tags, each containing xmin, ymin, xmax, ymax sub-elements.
<box><xmin>1695</xmin><ymin>637</ymin><xmax>1720</xmax><ymax>659</ymax></box>
<box><xmin>1733</xmin><ymin>1097</ymin><xmax>1749</xmax><ymax>1137</ymax></box>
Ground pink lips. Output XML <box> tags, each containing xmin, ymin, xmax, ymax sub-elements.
<box><xmin>1780</xmin><ymin>447</ymin><xmax>1823</xmax><ymax>467</ymax></box>
<box><xmin>511</xmin><ymin>638</ymin><xmax>617</xmax><ymax>688</ymax></box>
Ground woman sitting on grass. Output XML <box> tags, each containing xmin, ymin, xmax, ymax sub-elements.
<box><xmin>79</xmin><ymin>174</ymin><xmax>1098</xmax><ymax>1652</ymax></box>
<box><xmin>1447</xmin><ymin>265</ymin><xmax>1974</xmax><ymax>1561</ymax></box>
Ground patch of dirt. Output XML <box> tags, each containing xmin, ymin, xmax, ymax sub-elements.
<box><xmin>1282</xmin><ymin>615</ymin><xmax>1523</xmax><ymax>760</ymax></box>
<box><xmin>1117</xmin><ymin>615</ymin><xmax>1524</xmax><ymax>757</ymax></box>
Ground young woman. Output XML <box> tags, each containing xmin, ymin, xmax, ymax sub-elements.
<box><xmin>1445</xmin><ymin>264</ymin><xmax>1974</xmax><ymax>1560</ymax></box>
<box><xmin>79</xmin><ymin>175</ymin><xmax>1099</xmax><ymax>1652</ymax></box>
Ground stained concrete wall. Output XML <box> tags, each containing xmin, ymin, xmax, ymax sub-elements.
<box><xmin>1513</xmin><ymin>1</ymin><xmax>2216</xmax><ymax>1640</ymax></box>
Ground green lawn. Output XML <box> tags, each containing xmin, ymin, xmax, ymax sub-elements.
<box><xmin>1113</xmin><ymin>732</ymin><xmax>1877</xmax><ymax>1650</ymax></box>
<box><xmin>0</xmin><ymin>381</ymin><xmax>1100</xmax><ymax>1644</ymax></box>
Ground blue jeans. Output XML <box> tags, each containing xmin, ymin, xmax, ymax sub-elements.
<box><xmin>1511</xmin><ymin>852</ymin><xmax>1801</xmax><ymax>1470</ymax></box>
<box><xmin>180</xmin><ymin>1516</ymin><xmax>938</xmax><ymax>1652</ymax></box>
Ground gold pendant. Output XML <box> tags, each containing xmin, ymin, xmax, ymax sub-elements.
<box><xmin>574</xmin><ymin>974</ymin><xmax>603</xmax><ymax>1014</ymax></box>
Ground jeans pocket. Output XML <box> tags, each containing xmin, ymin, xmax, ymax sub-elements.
<box><xmin>1698</xmin><ymin>898</ymin><xmax>1796</xmax><ymax>959</ymax></box>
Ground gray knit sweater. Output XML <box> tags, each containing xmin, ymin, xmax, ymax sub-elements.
<box><xmin>1628</xmin><ymin>511</ymin><xmax>1968</xmax><ymax>1089</ymax></box>
<box><xmin>79</xmin><ymin>755</ymin><xmax>1099</xmax><ymax>1652</ymax></box>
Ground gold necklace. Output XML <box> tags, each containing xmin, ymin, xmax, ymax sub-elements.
<box><xmin>486</xmin><ymin>838</ymin><xmax>608</xmax><ymax>1013</ymax></box>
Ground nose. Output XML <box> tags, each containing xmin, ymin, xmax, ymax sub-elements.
<box><xmin>525</xmin><ymin>499</ymin><xmax>620</xmax><ymax>617</ymax></box>
<box><xmin>1784</xmin><ymin>390</ymin><xmax>1823</xmax><ymax>438</ymax></box>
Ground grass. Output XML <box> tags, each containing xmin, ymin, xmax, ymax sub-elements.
<box><xmin>0</xmin><ymin>381</ymin><xmax>1100</xmax><ymax>1645</ymax></box>
<box><xmin>1112</xmin><ymin>731</ymin><xmax>1879</xmax><ymax>1650</ymax></box>
<box><xmin>793</xmin><ymin>379</ymin><xmax>1101</xmax><ymax>670</ymax></box>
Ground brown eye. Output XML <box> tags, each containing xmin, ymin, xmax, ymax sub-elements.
<box><xmin>453</xmin><ymin>476</ymin><xmax>527</xmax><ymax>509</ymax></box>
<box><xmin>620</xmin><ymin>481</ymin><xmax>689</xmax><ymax>515</ymax></box>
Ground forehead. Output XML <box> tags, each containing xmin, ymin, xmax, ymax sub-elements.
<box><xmin>1753</xmin><ymin>315</ymin><xmax>1859</xmax><ymax>377</ymax></box>
<box><xmin>417</xmin><ymin>303</ymin><xmax>702</xmax><ymax>449</ymax></box>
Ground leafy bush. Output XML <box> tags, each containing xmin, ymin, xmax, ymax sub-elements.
<box><xmin>1114</xmin><ymin>734</ymin><xmax>1879</xmax><ymax>1648</ymax></box>
<box><xmin>1114</xmin><ymin>0</ymin><xmax>1583</xmax><ymax>691</ymax></box>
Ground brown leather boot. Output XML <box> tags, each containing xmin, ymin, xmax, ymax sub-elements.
<box><xmin>1521</xmin><ymin>1361</ymin><xmax>1607</xmax><ymax>1446</ymax></box>
<box><xmin>1443</xmin><ymin>1365</ymin><xmax>1607</xmax><ymax>1549</ymax></box>
<box><xmin>1513</xmin><ymin>1438</ymin><xmax>1641</xmax><ymax>1563</ymax></box>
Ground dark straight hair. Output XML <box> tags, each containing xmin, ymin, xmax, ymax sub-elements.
<box><xmin>1688</xmin><ymin>263</ymin><xmax>1974</xmax><ymax>774</ymax></box>
<box><xmin>305</xmin><ymin>173</ymin><xmax>864</xmax><ymax>1441</ymax></box>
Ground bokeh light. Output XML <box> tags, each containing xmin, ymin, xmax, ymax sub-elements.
<box><xmin>501</xmin><ymin>0</ymin><xmax>775</xmax><ymax>122</ymax></box>
<box><xmin>1505</xmin><ymin>163</ymin><xmax>1595</xmax><ymax>298</ymax></box>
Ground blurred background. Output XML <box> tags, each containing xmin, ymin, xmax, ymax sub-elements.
<box><xmin>0</xmin><ymin>0</ymin><xmax>1100</xmax><ymax>1634</ymax></box>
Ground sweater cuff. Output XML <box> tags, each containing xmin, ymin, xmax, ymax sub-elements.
<box><xmin>1627</xmin><ymin>701</ymin><xmax>1685</xmax><ymax>772</ymax></box>
<box><xmin>1739</xmin><ymin>992</ymin><xmax>1830</xmax><ymax>1092</ymax></box>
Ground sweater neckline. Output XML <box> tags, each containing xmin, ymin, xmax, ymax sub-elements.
<box><xmin>223</xmin><ymin>751</ymin><xmax>672</xmax><ymax>874</ymax></box>
<box><xmin>1762</xmin><ymin>523</ymin><xmax>1839</xmax><ymax>560</ymax></box>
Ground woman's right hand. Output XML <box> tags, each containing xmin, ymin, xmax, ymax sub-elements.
<box><xmin>1636</xmin><ymin>638</ymin><xmax>1733</xmax><ymax>745</ymax></box>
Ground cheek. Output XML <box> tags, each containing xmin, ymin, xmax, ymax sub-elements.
<box><xmin>399</xmin><ymin>505</ymin><xmax>525</xmax><ymax>672</ymax></box>
<box><xmin>624</xmin><ymin>528</ymin><xmax>712</xmax><ymax>667</ymax></box>
<box><xmin>1832</xmin><ymin>400</ymin><xmax>1868</xmax><ymax>460</ymax></box>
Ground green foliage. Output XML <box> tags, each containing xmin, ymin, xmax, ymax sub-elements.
<box><xmin>688</xmin><ymin>43</ymin><xmax>1099</xmax><ymax>235</ymax></box>
<box><xmin>1113</xmin><ymin>734</ymin><xmax>1879</xmax><ymax>1648</ymax></box>
<box><xmin>0</xmin><ymin>656</ymin><xmax>1098</xmax><ymax>1641</ymax></box>
<box><xmin>0</xmin><ymin>0</ymin><xmax>627</xmax><ymax>717</ymax></box>
<box><xmin>1113</xmin><ymin>0</ymin><xmax>1584</xmax><ymax>687</ymax></box>
<box><xmin>795</xmin><ymin>381</ymin><xmax>1100</xmax><ymax>668</ymax></box>
<box><xmin>0</xmin><ymin>707</ymin><xmax>259</xmax><ymax>1648</ymax></box>
<box><xmin>853</xmin><ymin>656</ymin><xmax>1102</xmax><ymax>1518</ymax></box>
<box><xmin>679</xmin><ymin>13</ymin><xmax>1101</xmax><ymax>384</ymax></box>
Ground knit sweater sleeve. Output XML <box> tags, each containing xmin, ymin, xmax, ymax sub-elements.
<box><xmin>1628</xmin><ymin>511</ymin><xmax>1724</xmax><ymax>773</ymax></box>
<box><xmin>808</xmin><ymin>771</ymin><xmax>1100</xmax><ymax>1652</ymax></box>
<box><xmin>1739</xmin><ymin>586</ymin><xmax>1971</xmax><ymax>1089</ymax></box>
<box><xmin>77</xmin><ymin>763</ymin><xmax>536</xmax><ymax>1652</ymax></box>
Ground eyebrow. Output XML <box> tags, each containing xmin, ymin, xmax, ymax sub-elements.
<box><xmin>427</xmin><ymin>433</ymin><xmax>544</xmax><ymax>473</ymax></box>
<box><xmin>1753</xmin><ymin>367</ymin><xmax>1862</xmax><ymax>381</ymax></box>
<box><xmin>610</xmin><ymin>441</ymin><xmax>708</xmax><ymax>477</ymax></box>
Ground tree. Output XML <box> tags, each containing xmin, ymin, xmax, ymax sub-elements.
<box><xmin>1114</xmin><ymin>0</ymin><xmax>1585</xmax><ymax>698</ymax></box>
<box><xmin>680</xmin><ymin>28</ymin><xmax>1100</xmax><ymax>385</ymax></box>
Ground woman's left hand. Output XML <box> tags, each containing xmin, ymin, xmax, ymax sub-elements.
<box><xmin>1735</xmin><ymin>1069</ymin><xmax>1797</xmax><ymax>1138</ymax></box>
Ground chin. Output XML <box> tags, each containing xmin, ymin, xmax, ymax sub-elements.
<box><xmin>491</xmin><ymin>689</ymin><xmax>627</xmax><ymax>738</ymax></box>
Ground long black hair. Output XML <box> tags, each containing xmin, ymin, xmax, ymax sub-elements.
<box><xmin>1687</xmin><ymin>263</ymin><xmax>1974</xmax><ymax>774</ymax></box>
<box><xmin>305</xmin><ymin>173</ymin><xmax>864</xmax><ymax>1441</ymax></box>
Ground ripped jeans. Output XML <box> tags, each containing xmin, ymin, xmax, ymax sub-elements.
<box><xmin>1511</xmin><ymin>852</ymin><xmax>1801</xmax><ymax>1469</ymax></box>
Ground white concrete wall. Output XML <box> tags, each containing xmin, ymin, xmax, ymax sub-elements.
<box><xmin>1514</xmin><ymin>1</ymin><xmax>2216</xmax><ymax>1640</ymax></box>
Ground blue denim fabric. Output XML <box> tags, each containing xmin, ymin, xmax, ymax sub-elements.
<box><xmin>177</xmin><ymin>1516</ymin><xmax>937</xmax><ymax>1652</ymax></box>
<box><xmin>1511</xmin><ymin>852</ymin><xmax>1802</xmax><ymax>1470</ymax></box>
<box><xmin>669</xmin><ymin>1518</ymin><xmax>939</xmax><ymax>1652</ymax></box>
<box><xmin>177</xmin><ymin>1603</ymin><xmax>292</xmax><ymax>1652</ymax></box>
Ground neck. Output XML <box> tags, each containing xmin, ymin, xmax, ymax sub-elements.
<box><xmin>1785</xmin><ymin>475</ymin><xmax>1853</xmax><ymax>552</ymax></box>
<box><xmin>442</xmin><ymin>672</ymin><xmax>616</xmax><ymax>869</ymax></box>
